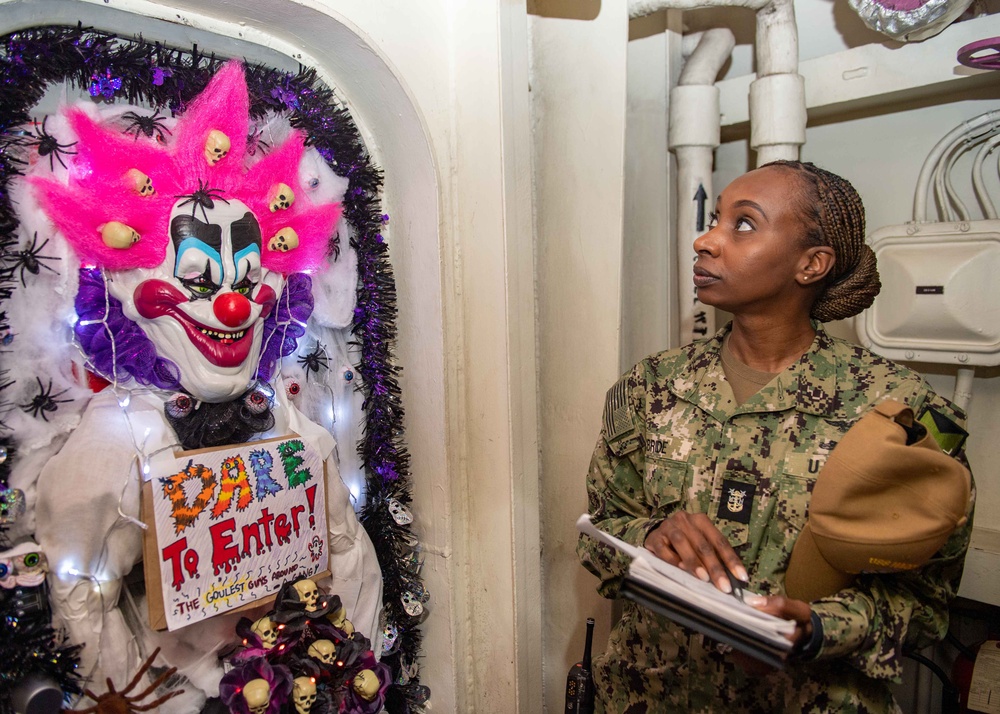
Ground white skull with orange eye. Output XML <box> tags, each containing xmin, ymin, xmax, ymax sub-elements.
<box><xmin>105</xmin><ymin>197</ymin><xmax>282</xmax><ymax>403</ymax></box>
<box><xmin>293</xmin><ymin>578</ymin><xmax>319</xmax><ymax>612</ymax></box>
<box><xmin>251</xmin><ymin>615</ymin><xmax>277</xmax><ymax>649</ymax></box>
<box><xmin>243</xmin><ymin>678</ymin><xmax>270</xmax><ymax>714</ymax></box>
<box><xmin>292</xmin><ymin>677</ymin><xmax>317</xmax><ymax>714</ymax></box>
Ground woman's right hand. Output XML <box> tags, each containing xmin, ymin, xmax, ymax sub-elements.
<box><xmin>644</xmin><ymin>511</ymin><xmax>748</xmax><ymax>594</ymax></box>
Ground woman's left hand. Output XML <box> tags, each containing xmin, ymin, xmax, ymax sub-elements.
<box><xmin>744</xmin><ymin>593</ymin><xmax>813</xmax><ymax>646</ymax></box>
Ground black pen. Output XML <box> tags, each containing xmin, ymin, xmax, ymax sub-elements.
<box><xmin>725</xmin><ymin>566</ymin><xmax>749</xmax><ymax>603</ymax></box>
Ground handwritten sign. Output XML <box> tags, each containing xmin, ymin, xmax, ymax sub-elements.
<box><xmin>143</xmin><ymin>434</ymin><xmax>328</xmax><ymax>631</ymax></box>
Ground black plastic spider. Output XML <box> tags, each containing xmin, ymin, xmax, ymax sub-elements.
<box><xmin>1</xmin><ymin>233</ymin><xmax>60</xmax><ymax>287</ymax></box>
<box><xmin>121</xmin><ymin>110</ymin><xmax>173</xmax><ymax>143</ymax></box>
<box><xmin>19</xmin><ymin>377</ymin><xmax>72</xmax><ymax>422</ymax></box>
<box><xmin>297</xmin><ymin>342</ymin><xmax>330</xmax><ymax>378</ymax></box>
<box><xmin>175</xmin><ymin>179</ymin><xmax>230</xmax><ymax>222</ymax></box>
<box><xmin>28</xmin><ymin>116</ymin><xmax>77</xmax><ymax>171</ymax></box>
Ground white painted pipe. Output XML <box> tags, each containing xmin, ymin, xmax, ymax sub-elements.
<box><xmin>630</xmin><ymin>0</ymin><xmax>767</xmax><ymax>16</ymax></box>
<box><xmin>669</xmin><ymin>29</ymin><xmax>735</xmax><ymax>344</ymax></box>
<box><xmin>954</xmin><ymin>366</ymin><xmax>975</xmax><ymax>412</ymax></box>
<box><xmin>751</xmin><ymin>0</ymin><xmax>805</xmax><ymax>165</ymax></box>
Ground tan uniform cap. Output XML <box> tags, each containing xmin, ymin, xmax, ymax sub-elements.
<box><xmin>785</xmin><ymin>400</ymin><xmax>971</xmax><ymax>603</ymax></box>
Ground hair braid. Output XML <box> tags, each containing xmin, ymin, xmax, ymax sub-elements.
<box><xmin>763</xmin><ymin>160</ymin><xmax>880</xmax><ymax>322</ymax></box>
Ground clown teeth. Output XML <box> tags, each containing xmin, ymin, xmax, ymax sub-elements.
<box><xmin>198</xmin><ymin>328</ymin><xmax>246</xmax><ymax>342</ymax></box>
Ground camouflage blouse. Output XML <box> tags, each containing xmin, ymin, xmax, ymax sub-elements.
<box><xmin>578</xmin><ymin>323</ymin><xmax>975</xmax><ymax>713</ymax></box>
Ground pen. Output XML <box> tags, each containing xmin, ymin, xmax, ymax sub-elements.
<box><xmin>725</xmin><ymin>566</ymin><xmax>749</xmax><ymax>603</ymax></box>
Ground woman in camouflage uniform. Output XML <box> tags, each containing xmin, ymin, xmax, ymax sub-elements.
<box><xmin>578</xmin><ymin>161</ymin><xmax>974</xmax><ymax>713</ymax></box>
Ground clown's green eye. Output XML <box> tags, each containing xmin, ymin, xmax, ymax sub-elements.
<box><xmin>232</xmin><ymin>276</ymin><xmax>254</xmax><ymax>296</ymax></box>
<box><xmin>179</xmin><ymin>261</ymin><xmax>221</xmax><ymax>300</ymax></box>
<box><xmin>23</xmin><ymin>553</ymin><xmax>39</xmax><ymax>568</ymax></box>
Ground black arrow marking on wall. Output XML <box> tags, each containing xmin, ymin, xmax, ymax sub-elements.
<box><xmin>694</xmin><ymin>184</ymin><xmax>708</xmax><ymax>232</ymax></box>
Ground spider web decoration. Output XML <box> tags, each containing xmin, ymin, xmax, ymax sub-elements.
<box><xmin>0</xmin><ymin>24</ymin><xmax>427</xmax><ymax>713</ymax></box>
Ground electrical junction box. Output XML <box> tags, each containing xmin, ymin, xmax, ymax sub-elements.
<box><xmin>856</xmin><ymin>220</ymin><xmax>1000</xmax><ymax>367</ymax></box>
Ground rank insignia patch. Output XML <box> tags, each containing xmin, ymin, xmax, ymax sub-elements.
<box><xmin>717</xmin><ymin>478</ymin><xmax>755</xmax><ymax>524</ymax></box>
<box><xmin>918</xmin><ymin>406</ymin><xmax>968</xmax><ymax>457</ymax></box>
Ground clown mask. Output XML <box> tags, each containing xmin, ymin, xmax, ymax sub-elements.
<box><xmin>106</xmin><ymin>196</ymin><xmax>281</xmax><ymax>402</ymax></box>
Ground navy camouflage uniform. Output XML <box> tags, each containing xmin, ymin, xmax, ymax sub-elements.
<box><xmin>578</xmin><ymin>323</ymin><xmax>975</xmax><ymax>713</ymax></box>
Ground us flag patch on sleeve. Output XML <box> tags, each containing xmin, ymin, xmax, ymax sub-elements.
<box><xmin>603</xmin><ymin>377</ymin><xmax>634</xmax><ymax>442</ymax></box>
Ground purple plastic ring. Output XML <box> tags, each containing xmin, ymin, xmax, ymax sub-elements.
<box><xmin>958</xmin><ymin>37</ymin><xmax>1000</xmax><ymax>71</ymax></box>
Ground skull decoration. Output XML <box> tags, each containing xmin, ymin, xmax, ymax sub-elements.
<box><xmin>353</xmin><ymin>669</ymin><xmax>380</xmax><ymax>702</ymax></box>
<box><xmin>330</xmin><ymin>603</ymin><xmax>354</xmax><ymax>635</ymax></box>
<box><xmin>292</xmin><ymin>676</ymin><xmax>317</xmax><ymax>714</ymax></box>
<box><xmin>126</xmin><ymin>168</ymin><xmax>155</xmax><ymax>197</ymax></box>
<box><xmin>292</xmin><ymin>578</ymin><xmax>320</xmax><ymax>613</ymax></box>
<box><xmin>243</xmin><ymin>678</ymin><xmax>271</xmax><ymax>714</ymax></box>
<box><xmin>268</xmin><ymin>183</ymin><xmax>295</xmax><ymax>212</ymax></box>
<box><xmin>401</xmin><ymin>591</ymin><xmax>424</xmax><ymax>617</ymax></box>
<box><xmin>251</xmin><ymin>615</ymin><xmax>278</xmax><ymax>649</ymax></box>
<box><xmin>100</xmin><ymin>221</ymin><xmax>141</xmax><ymax>249</ymax></box>
<box><xmin>205</xmin><ymin>129</ymin><xmax>231</xmax><ymax>165</ymax></box>
<box><xmin>306</xmin><ymin>639</ymin><xmax>335</xmax><ymax>665</ymax></box>
<box><xmin>387</xmin><ymin>497</ymin><xmax>413</xmax><ymax>525</ymax></box>
<box><xmin>268</xmin><ymin>227</ymin><xmax>300</xmax><ymax>253</ymax></box>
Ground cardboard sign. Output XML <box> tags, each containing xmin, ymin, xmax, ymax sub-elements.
<box><xmin>141</xmin><ymin>434</ymin><xmax>329</xmax><ymax>631</ymax></box>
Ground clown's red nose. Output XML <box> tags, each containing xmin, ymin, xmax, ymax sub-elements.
<box><xmin>214</xmin><ymin>292</ymin><xmax>252</xmax><ymax>327</ymax></box>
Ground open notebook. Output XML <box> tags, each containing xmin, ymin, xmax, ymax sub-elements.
<box><xmin>577</xmin><ymin>514</ymin><xmax>796</xmax><ymax>668</ymax></box>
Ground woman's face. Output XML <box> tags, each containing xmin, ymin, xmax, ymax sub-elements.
<box><xmin>692</xmin><ymin>166</ymin><xmax>815</xmax><ymax>317</ymax></box>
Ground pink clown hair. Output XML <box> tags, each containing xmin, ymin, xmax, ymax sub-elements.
<box><xmin>29</xmin><ymin>60</ymin><xmax>341</xmax><ymax>274</ymax></box>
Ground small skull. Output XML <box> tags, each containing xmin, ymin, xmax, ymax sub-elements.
<box><xmin>307</xmin><ymin>639</ymin><xmax>335</xmax><ymax>665</ymax></box>
<box><xmin>353</xmin><ymin>669</ymin><xmax>380</xmax><ymax>702</ymax></box>
<box><xmin>205</xmin><ymin>129</ymin><xmax>231</xmax><ymax>165</ymax></box>
<box><xmin>293</xmin><ymin>578</ymin><xmax>320</xmax><ymax>613</ymax></box>
<box><xmin>125</xmin><ymin>168</ymin><xmax>155</xmax><ymax>196</ymax></box>
<box><xmin>268</xmin><ymin>227</ymin><xmax>299</xmax><ymax>252</ymax></box>
<box><xmin>381</xmin><ymin>623</ymin><xmax>400</xmax><ymax>655</ymax></box>
<box><xmin>292</xmin><ymin>676</ymin><xmax>317</xmax><ymax>714</ymax></box>
<box><xmin>243</xmin><ymin>678</ymin><xmax>271</xmax><ymax>714</ymax></box>
<box><xmin>100</xmin><ymin>221</ymin><xmax>140</xmax><ymax>249</ymax></box>
<box><xmin>251</xmin><ymin>615</ymin><xmax>277</xmax><ymax>649</ymax></box>
<box><xmin>401</xmin><ymin>591</ymin><xmax>424</xmax><ymax>617</ymax></box>
<box><xmin>330</xmin><ymin>604</ymin><xmax>354</xmax><ymax>635</ymax></box>
<box><xmin>268</xmin><ymin>183</ymin><xmax>295</xmax><ymax>212</ymax></box>
<box><xmin>387</xmin><ymin>497</ymin><xmax>413</xmax><ymax>525</ymax></box>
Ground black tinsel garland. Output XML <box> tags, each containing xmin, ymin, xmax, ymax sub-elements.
<box><xmin>0</xmin><ymin>23</ymin><xmax>426</xmax><ymax>713</ymax></box>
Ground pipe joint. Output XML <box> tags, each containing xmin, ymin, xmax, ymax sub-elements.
<box><xmin>669</xmin><ymin>85</ymin><xmax>722</xmax><ymax>149</ymax></box>
<box><xmin>749</xmin><ymin>73</ymin><xmax>806</xmax><ymax>151</ymax></box>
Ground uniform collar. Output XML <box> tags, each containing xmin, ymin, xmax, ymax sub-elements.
<box><xmin>669</xmin><ymin>322</ymin><xmax>842</xmax><ymax>420</ymax></box>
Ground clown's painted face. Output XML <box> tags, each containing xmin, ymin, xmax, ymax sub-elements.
<box><xmin>106</xmin><ymin>197</ymin><xmax>281</xmax><ymax>403</ymax></box>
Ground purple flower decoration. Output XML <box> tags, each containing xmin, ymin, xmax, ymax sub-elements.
<box><xmin>151</xmin><ymin>65</ymin><xmax>173</xmax><ymax>86</ymax></box>
<box><xmin>219</xmin><ymin>658</ymin><xmax>293</xmax><ymax>714</ymax></box>
<box><xmin>88</xmin><ymin>69</ymin><xmax>122</xmax><ymax>100</ymax></box>
<box><xmin>270</xmin><ymin>84</ymin><xmax>300</xmax><ymax>110</ymax></box>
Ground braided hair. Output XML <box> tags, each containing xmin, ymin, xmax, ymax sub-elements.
<box><xmin>762</xmin><ymin>160</ymin><xmax>880</xmax><ymax>322</ymax></box>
